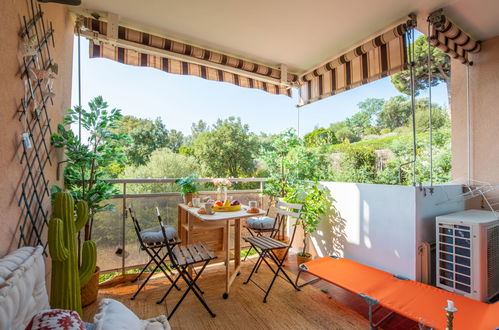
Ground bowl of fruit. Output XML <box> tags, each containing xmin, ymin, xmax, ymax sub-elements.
<box><xmin>213</xmin><ymin>199</ymin><xmax>241</xmax><ymax>212</ymax></box>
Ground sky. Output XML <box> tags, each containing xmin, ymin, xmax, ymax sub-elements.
<box><xmin>71</xmin><ymin>36</ymin><xmax>448</xmax><ymax>137</ymax></box>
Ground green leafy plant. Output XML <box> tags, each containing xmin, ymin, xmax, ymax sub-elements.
<box><xmin>51</xmin><ymin>96</ymin><xmax>129</xmax><ymax>241</ymax></box>
<box><xmin>176</xmin><ymin>174</ymin><xmax>198</xmax><ymax>196</ymax></box>
<box><xmin>304</xmin><ymin>127</ymin><xmax>338</xmax><ymax>147</ymax></box>
<box><xmin>285</xmin><ymin>181</ymin><xmax>327</xmax><ymax>257</ymax></box>
<box><xmin>260</xmin><ymin>129</ymin><xmax>332</xmax><ymax>199</ymax></box>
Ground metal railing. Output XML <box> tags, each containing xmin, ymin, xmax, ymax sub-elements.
<box><xmin>95</xmin><ymin>177</ymin><xmax>268</xmax><ymax>276</ymax></box>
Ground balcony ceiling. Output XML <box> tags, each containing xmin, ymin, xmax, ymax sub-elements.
<box><xmin>76</xmin><ymin>0</ymin><xmax>499</xmax><ymax>73</ymax></box>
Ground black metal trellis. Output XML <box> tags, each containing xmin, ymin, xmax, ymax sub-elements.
<box><xmin>17</xmin><ymin>0</ymin><xmax>57</xmax><ymax>255</ymax></box>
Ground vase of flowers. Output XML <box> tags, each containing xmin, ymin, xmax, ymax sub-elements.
<box><xmin>213</xmin><ymin>178</ymin><xmax>232</xmax><ymax>201</ymax></box>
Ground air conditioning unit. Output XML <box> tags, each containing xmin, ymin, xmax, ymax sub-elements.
<box><xmin>436</xmin><ymin>210</ymin><xmax>499</xmax><ymax>302</ymax></box>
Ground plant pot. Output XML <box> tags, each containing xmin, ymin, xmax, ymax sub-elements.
<box><xmin>183</xmin><ymin>193</ymin><xmax>194</xmax><ymax>204</ymax></box>
<box><xmin>296</xmin><ymin>253</ymin><xmax>312</xmax><ymax>267</ymax></box>
<box><xmin>273</xmin><ymin>236</ymin><xmax>290</xmax><ymax>260</ymax></box>
<box><xmin>81</xmin><ymin>266</ymin><xmax>100</xmax><ymax>307</ymax></box>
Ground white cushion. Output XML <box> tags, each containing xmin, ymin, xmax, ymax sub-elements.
<box><xmin>94</xmin><ymin>299</ymin><xmax>171</xmax><ymax>330</ymax></box>
<box><xmin>0</xmin><ymin>246</ymin><xmax>49</xmax><ymax>330</ymax></box>
<box><xmin>140</xmin><ymin>226</ymin><xmax>177</xmax><ymax>244</ymax></box>
<box><xmin>246</xmin><ymin>216</ymin><xmax>275</xmax><ymax>230</ymax></box>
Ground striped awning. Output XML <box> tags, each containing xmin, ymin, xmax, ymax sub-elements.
<box><xmin>427</xmin><ymin>9</ymin><xmax>480</xmax><ymax>65</ymax></box>
<box><xmin>80</xmin><ymin>17</ymin><xmax>297</xmax><ymax>96</ymax></box>
<box><xmin>298</xmin><ymin>18</ymin><xmax>414</xmax><ymax>107</ymax></box>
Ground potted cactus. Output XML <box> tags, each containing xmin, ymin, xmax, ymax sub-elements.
<box><xmin>48</xmin><ymin>192</ymin><xmax>96</xmax><ymax>316</ymax></box>
<box><xmin>51</xmin><ymin>97</ymin><xmax>128</xmax><ymax>306</ymax></box>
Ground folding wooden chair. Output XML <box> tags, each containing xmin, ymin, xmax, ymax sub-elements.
<box><xmin>243</xmin><ymin>202</ymin><xmax>287</xmax><ymax>262</ymax></box>
<box><xmin>128</xmin><ymin>205</ymin><xmax>180</xmax><ymax>300</ymax></box>
<box><xmin>243</xmin><ymin>201</ymin><xmax>303</xmax><ymax>302</ymax></box>
<box><xmin>156</xmin><ymin>210</ymin><xmax>218</xmax><ymax>320</ymax></box>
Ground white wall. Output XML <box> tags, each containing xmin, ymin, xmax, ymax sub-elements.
<box><xmin>309</xmin><ymin>182</ymin><xmax>465</xmax><ymax>280</ymax></box>
<box><xmin>415</xmin><ymin>185</ymin><xmax>465</xmax><ymax>281</ymax></box>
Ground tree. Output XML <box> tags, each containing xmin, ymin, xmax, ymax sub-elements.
<box><xmin>347</xmin><ymin>98</ymin><xmax>385</xmax><ymax>136</ymax></box>
<box><xmin>335</xmin><ymin>127</ymin><xmax>360</xmax><ymax>143</ymax></box>
<box><xmin>167</xmin><ymin>129</ymin><xmax>184</xmax><ymax>153</ymax></box>
<box><xmin>184</xmin><ymin>120</ymin><xmax>210</xmax><ymax>146</ymax></box>
<box><xmin>118</xmin><ymin>116</ymin><xmax>169</xmax><ymax>166</ymax></box>
<box><xmin>259</xmin><ymin>129</ymin><xmax>332</xmax><ymax>197</ymax></box>
<box><xmin>259</xmin><ymin>129</ymin><xmax>301</xmax><ymax>197</ymax></box>
<box><xmin>377</xmin><ymin>95</ymin><xmax>412</xmax><ymax>130</ymax></box>
<box><xmin>193</xmin><ymin>117</ymin><xmax>259</xmax><ymax>177</ymax></box>
<box><xmin>304</xmin><ymin>127</ymin><xmax>338</xmax><ymax>147</ymax></box>
<box><xmin>123</xmin><ymin>148</ymin><xmax>200</xmax><ymax>193</ymax></box>
<box><xmin>179</xmin><ymin>146</ymin><xmax>195</xmax><ymax>156</ymax></box>
<box><xmin>390</xmin><ymin>35</ymin><xmax>451</xmax><ymax>104</ymax></box>
<box><xmin>415</xmin><ymin>98</ymin><xmax>448</xmax><ymax>132</ymax></box>
<box><xmin>329</xmin><ymin>121</ymin><xmax>360</xmax><ymax>143</ymax></box>
<box><xmin>191</xmin><ymin>120</ymin><xmax>210</xmax><ymax>139</ymax></box>
<box><xmin>336</xmin><ymin>146</ymin><xmax>377</xmax><ymax>183</ymax></box>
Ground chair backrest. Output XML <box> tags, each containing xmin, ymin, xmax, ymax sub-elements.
<box><xmin>128</xmin><ymin>204</ymin><xmax>146</xmax><ymax>247</ymax></box>
<box><xmin>272</xmin><ymin>201</ymin><xmax>303</xmax><ymax>245</ymax></box>
<box><xmin>156</xmin><ymin>208</ymin><xmax>181</xmax><ymax>267</ymax></box>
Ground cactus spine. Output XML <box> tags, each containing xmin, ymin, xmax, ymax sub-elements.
<box><xmin>48</xmin><ymin>192</ymin><xmax>97</xmax><ymax>316</ymax></box>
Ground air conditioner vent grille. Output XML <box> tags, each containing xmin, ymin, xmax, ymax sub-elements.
<box><xmin>437</xmin><ymin>224</ymin><xmax>472</xmax><ymax>294</ymax></box>
<box><xmin>487</xmin><ymin>225</ymin><xmax>499</xmax><ymax>298</ymax></box>
<box><xmin>437</xmin><ymin>212</ymin><xmax>499</xmax><ymax>301</ymax></box>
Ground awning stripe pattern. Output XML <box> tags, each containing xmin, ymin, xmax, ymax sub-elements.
<box><xmin>83</xmin><ymin>18</ymin><xmax>296</xmax><ymax>96</ymax></box>
<box><xmin>428</xmin><ymin>10</ymin><xmax>481</xmax><ymax>65</ymax></box>
<box><xmin>298</xmin><ymin>20</ymin><xmax>411</xmax><ymax>106</ymax></box>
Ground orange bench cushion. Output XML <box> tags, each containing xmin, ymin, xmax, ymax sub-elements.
<box><xmin>304</xmin><ymin>257</ymin><xmax>498</xmax><ymax>330</ymax></box>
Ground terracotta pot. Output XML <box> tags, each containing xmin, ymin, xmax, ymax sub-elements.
<box><xmin>273</xmin><ymin>236</ymin><xmax>290</xmax><ymax>260</ymax></box>
<box><xmin>81</xmin><ymin>267</ymin><xmax>100</xmax><ymax>307</ymax></box>
<box><xmin>296</xmin><ymin>253</ymin><xmax>312</xmax><ymax>266</ymax></box>
<box><xmin>183</xmin><ymin>193</ymin><xmax>194</xmax><ymax>204</ymax></box>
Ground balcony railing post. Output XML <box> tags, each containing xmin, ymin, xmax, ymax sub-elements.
<box><xmin>260</xmin><ymin>180</ymin><xmax>264</xmax><ymax>208</ymax></box>
<box><xmin>122</xmin><ymin>182</ymin><xmax>127</xmax><ymax>276</ymax></box>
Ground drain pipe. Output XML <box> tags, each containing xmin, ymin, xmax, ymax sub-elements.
<box><xmin>466</xmin><ymin>64</ymin><xmax>472</xmax><ymax>186</ymax></box>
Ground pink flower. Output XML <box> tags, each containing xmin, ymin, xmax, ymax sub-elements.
<box><xmin>213</xmin><ymin>178</ymin><xmax>232</xmax><ymax>187</ymax></box>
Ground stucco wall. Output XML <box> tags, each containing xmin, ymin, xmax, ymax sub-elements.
<box><xmin>451</xmin><ymin>35</ymin><xmax>499</xmax><ymax>184</ymax></box>
<box><xmin>0</xmin><ymin>0</ymin><xmax>74</xmax><ymax>257</ymax></box>
<box><xmin>290</xmin><ymin>183</ymin><xmax>464</xmax><ymax>280</ymax></box>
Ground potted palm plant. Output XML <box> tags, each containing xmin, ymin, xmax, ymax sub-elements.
<box><xmin>176</xmin><ymin>174</ymin><xmax>198</xmax><ymax>204</ymax></box>
<box><xmin>285</xmin><ymin>181</ymin><xmax>327</xmax><ymax>265</ymax></box>
<box><xmin>51</xmin><ymin>96</ymin><xmax>129</xmax><ymax>306</ymax></box>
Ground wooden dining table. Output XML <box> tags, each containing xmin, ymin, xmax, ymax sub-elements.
<box><xmin>177</xmin><ymin>204</ymin><xmax>266</xmax><ymax>299</ymax></box>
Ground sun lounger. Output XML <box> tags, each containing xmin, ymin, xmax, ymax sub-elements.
<box><xmin>296</xmin><ymin>256</ymin><xmax>499</xmax><ymax>330</ymax></box>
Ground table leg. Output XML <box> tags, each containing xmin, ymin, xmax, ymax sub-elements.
<box><xmin>235</xmin><ymin>218</ymin><xmax>241</xmax><ymax>272</ymax></box>
<box><xmin>178</xmin><ymin>205</ymin><xmax>185</xmax><ymax>242</ymax></box>
<box><xmin>223</xmin><ymin>220</ymin><xmax>230</xmax><ymax>299</ymax></box>
<box><xmin>187</xmin><ymin>212</ymin><xmax>193</xmax><ymax>276</ymax></box>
